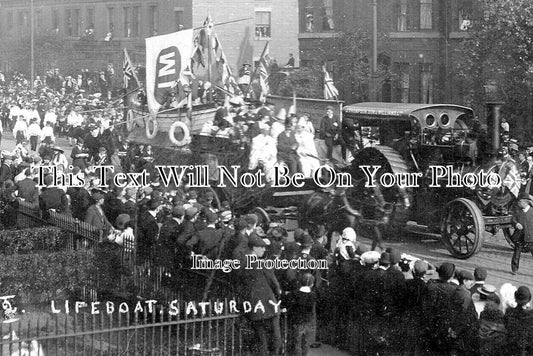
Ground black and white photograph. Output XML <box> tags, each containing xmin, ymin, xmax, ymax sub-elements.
<box><xmin>0</xmin><ymin>0</ymin><xmax>532</xmax><ymax>355</ymax></box>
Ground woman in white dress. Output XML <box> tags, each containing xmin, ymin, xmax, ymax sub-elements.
<box><xmin>294</xmin><ymin>116</ymin><xmax>320</xmax><ymax>177</ymax></box>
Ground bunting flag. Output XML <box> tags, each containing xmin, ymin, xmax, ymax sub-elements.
<box><xmin>258</xmin><ymin>42</ymin><xmax>270</xmax><ymax>101</ymax></box>
<box><xmin>123</xmin><ymin>48</ymin><xmax>136</xmax><ymax>89</ymax></box>
<box><xmin>323</xmin><ymin>65</ymin><xmax>339</xmax><ymax>100</ymax></box>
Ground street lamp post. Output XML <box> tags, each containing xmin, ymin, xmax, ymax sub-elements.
<box><xmin>30</xmin><ymin>0</ymin><xmax>35</xmax><ymax>89</ymax></box>
<box><xmin>370</xmin><ymin>0</ymin><xmax>378</xmax><ymax>101</ymax></box>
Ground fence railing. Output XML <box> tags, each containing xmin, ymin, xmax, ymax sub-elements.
<box><xmin>13</xmin><ymin>200</ymin><xmax>237</xmax><ymax>302</ymax></box>
<box><xmin>0</xmin><ymin>299</ymin><xmax>285</xmax><ymax>356</ymax></box>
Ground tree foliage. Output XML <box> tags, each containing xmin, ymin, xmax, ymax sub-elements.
<box><xmin>271</xmin><ymin>29</ymin><xmax>391</xmax><ymax>102</ymax></box>
<box><xmin>451</xmin><ymin>0</ymin><xmax>533</xmax><ymax>141</ymax></box>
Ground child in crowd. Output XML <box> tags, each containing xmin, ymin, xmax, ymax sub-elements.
<box><xmin>286</xmin><ymin>273</ymin><xmax>317</xmax><ymax>356</ymax></box>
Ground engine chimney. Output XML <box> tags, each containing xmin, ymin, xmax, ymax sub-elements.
<box><xmin>486</xmin><ymin>102</ymin><xmax>505</xmax><ymax>153</ymax></box>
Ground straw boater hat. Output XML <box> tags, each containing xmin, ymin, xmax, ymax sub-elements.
<box><xmin>275</xmin><ymin>108</ymin><xmax>287</xmax><ymax>122</ymax></box>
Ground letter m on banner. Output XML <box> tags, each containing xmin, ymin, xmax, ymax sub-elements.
<box><xmin>146</xmin><ymin>30</ymin><xmax>193</xmax><ymax>114</ymax></box>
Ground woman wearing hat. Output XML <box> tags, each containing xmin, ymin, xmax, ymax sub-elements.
<box><xmin>85</xmin><ymin>191</ymin><xmax>114</xmax><ymax>238</ymax></box>
<box><xmin>51</xmin><ymin>146</ymin><xmax>68</xmax><ymax>171</ymax></box>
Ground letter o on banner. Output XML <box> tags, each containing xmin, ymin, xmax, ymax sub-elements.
<box><xmin>146</xmin><ymin>115</ymin><xmax>159</xmax><ymax>139</ymax></box>
<box><xmin>126</xmin><ymin>109</ymin><xmax>135</xmax><ymax>131</ymax></box>
<box><xmin>169</xmin><ymin>121</ymin><xmax>191</xmax><ymax>146</ymax></box>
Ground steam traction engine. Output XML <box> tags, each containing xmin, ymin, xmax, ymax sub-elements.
<box><xmin>303</xmin><ymin>102</ymin><xmax>516</xmax><ymax>259</ymax></box>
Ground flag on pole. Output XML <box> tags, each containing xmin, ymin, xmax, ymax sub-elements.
<box><xmin>323</xmin><ymin>65</ymin><xmax>339</xmax><ymax>100</ymax></box>
<box><xmin>123</xmin><ymin>48</ymin><xmax>136</xmax><ymax>89</ymax></box>
<box><xmin>145</xmin><ymin>30</ymin><xmax>193</xmax><ymax>114</ymax></box>
<box><xmin>259</xmin><ymin>42</ymin><xmax>270</xmax><ymax>101</ymax></box>
<box><xmin>500</xmin><ymin>161</ymin><xmax>521</xmax><ymax>197</ymax></box>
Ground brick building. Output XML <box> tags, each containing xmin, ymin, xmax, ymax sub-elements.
<box><xmin>298</xmin><ymin>0</ymin><xmax>477</xmax><ymax>104</ymax></box>
<box><xmin>0</xmin><ymin>0</ymin><xmax>299</xmax><ymax>80</ymax></box>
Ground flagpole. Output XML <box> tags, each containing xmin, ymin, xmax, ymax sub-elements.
<box><xmin>206</xmin><ymin>17</ymin><xmax>213</xmax><ymax>103</ymax></box>
<box><xmin>245</xmin><ymin>41</ymin><xmax>269</xmax><ymax>98</ymax></box>
<box><xmin>192</xmin><ymin>17</ymin><xmax>252</xmax><ymax>31</ymax></box>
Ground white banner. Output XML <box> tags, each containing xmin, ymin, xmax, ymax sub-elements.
<box><xmin>145</xmin><ymin>30</ymin><xmax>193</xmax><ymax>114</ymax></box>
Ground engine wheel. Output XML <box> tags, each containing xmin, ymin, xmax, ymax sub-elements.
<box><xmin>441</xmin><ymin>198</ymin><xmax>485</xmax><ymax>259</ymax></box>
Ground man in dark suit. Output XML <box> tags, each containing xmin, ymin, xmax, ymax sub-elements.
<box><xmin>175</xmin><ymin>207</ymin><xmax>199</xmax><ymax>267</ymax></box>
<box><xmin>137</xmin><ymin>198</ymin><xmax>163</xmax><ymax>263</ymax></box>
<box><xmin>319</xmin><ymin>106</ymin><xmax>340</xmax><ymax>161</ymax></box>
<box><xmin>39</xmin><ymin>174</ymin><xmax>70</xmax><ymax>218</ymax></box>
<box><xmin>504</xmin><ymin>286</ymin><xmax>533</xmax><ymax>355</ymax></box>
<box><xmin>196</xmin><ymin>211</ymin><xmax>224</xmax><ymax>259</ymax></box>
<box><xmin>238</xmin><ymin>236</ymin><xmax>282</xmax><ymax>356</ymax></box>
<box><xmin>16</xmin><ymin>168</ymin><xmax>38</xmax><ymax>204</ymax></box>
<box><xmin>156</xmin><ymin>205</ymin><xmax>184</xmax><ymax>268</ymax></box>
<box><xmin>511</xmin><ymin>192</ymin><xmax>533</xmax><ymax>274</ymax></box>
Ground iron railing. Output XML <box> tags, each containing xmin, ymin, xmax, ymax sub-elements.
<box><xmin>0</xmin><ymin>300</ymin><xmax>275</xmax><ymax>356</ymax></box>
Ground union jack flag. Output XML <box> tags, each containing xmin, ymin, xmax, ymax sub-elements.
<box><xmin>259</xmin><ymin>42</ymin><xmax>270</xmax><ymax>101</ymax></box>
<box><xmin>499</xmin><ymin>159</ymin><xmax>521</xmax><ymax>197</ymax></box>
<box><xmin>123</xmin><ymin>48</ymin><xmax>135</xmax><ymax>89</ymax></box>
<box><xmin>323</xmin><ymin>65</ymin><xmax>339</xmax><ymax>100</ymax></box>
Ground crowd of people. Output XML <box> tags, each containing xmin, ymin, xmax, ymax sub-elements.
<box><xmin>1</xmin><ymin>70</ymin><xmax>532</xmax><ymax>356</ymax></box>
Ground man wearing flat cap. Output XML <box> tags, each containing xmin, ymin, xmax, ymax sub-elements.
<box><xmin>510</xmin><ymin>191</ymin><xmax>533</xmax><ymax>274</ymax></box>
<box><xmin>137</xmin><ymin>197</ymin><xmax>163</xmax><ymax>262</ymax></box>
<box><xmin>237</xmin><ymin>235</ymin><xmax>282</xmax><ymax>356</ymax></box>
<box><xmin>157</xmin><ymin>205</ymin><xmax>185</xmax><ymax>268</ymax></box>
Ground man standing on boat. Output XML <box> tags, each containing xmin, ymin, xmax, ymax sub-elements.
<box><xmin>238</xmin><ymin>64</ymin><xmax>251</xmax><ymax>95</ymax></box>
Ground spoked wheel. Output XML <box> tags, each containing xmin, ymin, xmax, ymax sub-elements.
<box><xmin>441</xmin><ymin>198</ymin><xmax>485</xmax><ymax>259</ymax></box>
<box><xmin>502</xmin><ymin>226</ymin><xmax>517</xmax><ymax>249</ymax></box>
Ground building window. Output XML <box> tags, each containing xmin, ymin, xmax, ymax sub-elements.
<box><xmin>174</xmin><ymin>9</ymin><xmax>183</xmax><ymax>31</ymax></box>
<box><xmin>35</xmin><ymin>10</ymin><xmax>43</xmax><ymax>30</ymax></box>
<box><xmin>52</xmin><ymin>9</ymin><xmax>59</xmax><ymax>33</ymax></box>
<box><xmin>148</xmin><ymin>6</ymin><xmax>158</xmax><ymax>36</ymax></box>
<box><xmin>107</xmin><ymin>7</ymin><xmax>115</xmax><ymax>32</ymax></box>
<box><xmin>72</xmin><ymin>9</ymin><xmax>80</xmax><ymax>36</ymax></box>
<box><xmin>420</xmin><ymin>63</ymin><xmax>433</xmax><ymax>103</ymax></box>
<box><xmin>301</xmin><ymin>0</ymin><xmax>335</xmax><ymax>33</ymax></box>
<box><xmin>124</xmin><ymin>7</ymin><xmax>131</xmax><ymax>37</ymax></box>
<box><xmin>420</xmin><ymin>0</ymin><xmax>432</xmax><ymax>29</ymax></box>
<box><xmin>86</xmin><ymin>8</ymin><xmax>94</xmax><ymax>31</ymax></box>
<box><xmin>396</xmin><ymin>0</ymin><xmax>433</xmax><ymax>31</ymax></box>
<box><xmin>458</xmin><ymin>0</ymin><xmax>473</xmax><ymax>31</ymax></box>
<box><xmin>65</xmin><ymin>9</ymin><xmax>72</xmax><ymax>36</ymax></box>
<box><xmin>322</xmin><ymin>0</ymin><xmax>334</xmax><ymax>30</ymax></box>
<box><xmin>255</xmin><ymin>11</ymin><xmax>271</xmax><ymax>39</ymax></box>
<box><xmin>394</xmin><ymin>63</ymin><xmax>410</xmax><ymax>103</ymax></box>
<box><xmin>130</xmin><ymin>6</ymin><xmax>140</xmax><ymax>37</ymax></box>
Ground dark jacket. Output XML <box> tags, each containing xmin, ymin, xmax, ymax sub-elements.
<box><xmin>512</xmin><ymin>206</ymin><xmax>533</xmax><ymax>242</ymax></box>
<box><xmin>196</xmin><ymin>226</ymin><xmax>224</xmax><ymax>259</ymax></box>
<box><xmin>504</xmin><ymin>307</ymin><xmax>533</xmax><ymax>355</ymax></box>
<box><xmin>39</xmin><ymin>187</ymin><xmax>69</xmax><ymax>214</ymax></box>
<box><xmin>85</xmin><ymin>204</ymin><xmax>112</xmax><ymax>232</ymax></box>
<box><xmin>137</xmin><ymin>210</ymin><xmax>159</xmax><ymax>261</ymax></box>
<box><xmin>238</xmin><ymin>252</ymin><xmax>281</xmax><ymax>321</ymax></box>
<box><xmin>16</xmin><ymin>178</ymin><xmax>38</xmax><ymax>203</ymax></box>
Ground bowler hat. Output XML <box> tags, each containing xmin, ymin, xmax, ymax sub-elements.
<box><xmin>515</xmin><ymin>286</ymin><xmax>531</xmax><ymax>305</ymax></box>
<box><xmin>380</xmin><ymin>252</ymin><xmax>391</xmax><ymax>265</ymax></box>
<box><xmin>474</xmin><ymin>267</ymin><xmax>487</xmax><ymax>281</ymax></box>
